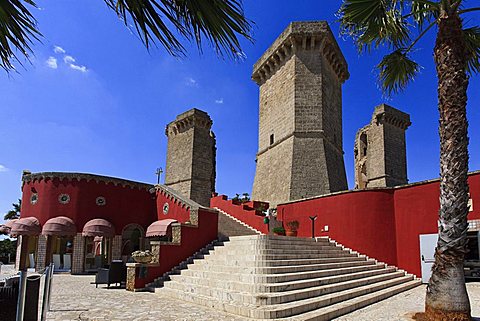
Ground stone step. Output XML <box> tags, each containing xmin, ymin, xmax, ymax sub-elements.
<box><xmin>166</xmin><ymin>267</ymin><xmax>401</xmax><ymax>299</ymax></box>
<box><xmin>159</xmin><ymin>275</ymin><xmax>416</xmax><ymax>319</ymax></box>
<box><xmin>212</xmin><ymin>241</ymin><xmax>337</xmax><ymax>251</ymax></box>
<box><xmin>275</xmin><ymin>279</ymin><xmax>422</xmax><ymax>321</ymax></box>
<box><xmin>252</xmin><ymin>275</ymin><xmax>415</xmax><ymax>319</ymax></box>
<box><xmin>209</xmin><ymin>247</ymin><xmax>346</xmax><ymax>256</ymax></box>
<box><xmin>187</xmin><ymin>258</ymin><xmax>376</xmax><ymax>274</ymax></box>
<box><xmin>193</xmin><ymin>255</ymin><xmax>368</xmax><ymax>268</ymax></box>
<box><xmin>226</xmin><ymin>235</ymin><xmax>329</xmax><ymax>244</ymax></box>
<box><xmin>201</xmin><ymin>251</ymin><xmax>358</xmax><ymax>262</ymax></box>
<box><xmin>178</xmin><ymin>262</ymin><xmax>386</xmax><ymax>284</ymax></box>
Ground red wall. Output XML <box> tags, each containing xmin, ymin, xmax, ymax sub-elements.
<box><xmin>21</xmin><ymin>176</ymin><xmax>157</xmax><ymax>234</ymax></box>
<box><xmin>277</xmin><ymin>190</ymin><xmax>398</xmax><ymax>266</ymax></box>
<box><xmin>155</xmin><ymin>190</ymin><xmax>190</xmax><ymax>223</ymax></box>
<box><xmin>273</xmin><ymin>172</ymin><xmax>480</xmax><ymax>277</ymax></box>
<box><xmin>210</xmin><ymin>195</ymin><xmax>269</xmax><ymax>234</ymax></box>
<box><xmin>394</xmin><ymin>174</ymin><xmax>480</xmax><ymax>276</ymax></box>
<box><xmin>133</xmin><ymin>208</ymin><xmax>219</xmax><ymax>288</ymax></box>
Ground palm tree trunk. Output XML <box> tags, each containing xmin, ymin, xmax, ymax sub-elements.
<box><xmin>424</xmin><ymin>12</ymin><xmax>471</xmax><ymax>321</ymax></box>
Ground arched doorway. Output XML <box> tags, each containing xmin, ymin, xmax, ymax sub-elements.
<box><xmin>121</xmin><ymin>224</ymin><xmax>145</xmax><ymax>262</ymax></box>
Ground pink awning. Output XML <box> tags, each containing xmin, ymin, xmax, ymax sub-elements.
<box><xmin>146</xmin><ymin>219</ymin><xmax>178</xmax><ymax>237</ymax></box>
<box><xmin>82</xmin><ymin>219</ymin><xmax>114</xmax><ymax>237</ymax></box>
<box><xmin>42</xmin><ymin>216</ymin><xmax>76</xmax><ymax>236</ymax></box>
<box><xmin>11</xmin><ymin>217</ymin><xmax>41</xmax><ymax>236</ymax></box>
<box><xmin>4</xmin><ymin>219</ymin><xmax>18</xmax><ymax>229</ymax></box>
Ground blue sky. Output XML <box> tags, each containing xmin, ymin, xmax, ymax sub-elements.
<box><xmin>0</xmin><ymin>1</ymin><xmax>479</xmax><ymax>224</ymax></box>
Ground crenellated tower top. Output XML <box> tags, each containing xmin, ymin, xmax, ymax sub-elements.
<box><xmin>252</xmin><ymin>21</ymin><xmax>349</xmax><ymax>85</ymax></box>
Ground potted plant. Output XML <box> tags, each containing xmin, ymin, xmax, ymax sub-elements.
<box><xmin>272</xmin><ymin>226</ymin><xmax>286</xmax><ymax>236</ymax></box>
<box><xmin>285</xmin><ymin>220</ymin><xmax>299</xmax><ymax>237</ymax></box>
<box><xmin>131</xmin><ymin>250</ymin><xmax>153</xmax><ymax>264</ymax></box>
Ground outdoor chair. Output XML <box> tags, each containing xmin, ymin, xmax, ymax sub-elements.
<box><xmin>95</xmin><ymin>261</ymin><xmax>126</xmax><ymax>288</ymax></box>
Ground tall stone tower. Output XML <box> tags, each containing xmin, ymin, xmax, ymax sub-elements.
<box><xmin>251</xmin><ymin>21</ymin><xmax>349</xmax><ymax>206</ymax></box>
<box><xmin>164</xmin><ymin>108</ymin><xmax>216</xmax><ymax>207</ymax></box>
<box><xmin>354</xmin><ymin>104</ymin><xmax>411</xmax><ymax>189</ymax></box>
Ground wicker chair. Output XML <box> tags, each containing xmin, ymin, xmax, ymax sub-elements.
<box><xmin>95</xmin><ymin>261</ymin><xmax>126</xmax><ymax>288</ymax></box>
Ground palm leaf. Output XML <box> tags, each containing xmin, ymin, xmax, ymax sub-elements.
<box><xmin>463</xmin><ymin>26</ymin><xmax>480</xmax><ymax>75</ymax></box>
<box><xmin>377</xmin><ymin>49</ymin><xmax>420</xmax><ymax>95</ymax></box>
<box><xmin>104</xmin><ymin>0</ymin><xmax>253</xmax><ymax>59</ymax></box>
<box><xmin>0</xmin><ymin>0</ymin><xmax>41</xmax><ymax>71</ymax></box>
<box><xmin>338</xmin><ymin>0</ymin><xmax>411</xmax><ymax>51</ymax></box>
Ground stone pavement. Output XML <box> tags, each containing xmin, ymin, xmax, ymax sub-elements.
<box><xmin>39</xmin><ymin>274</ymin><xmax>479</xmax><ymax>321</ymax></box>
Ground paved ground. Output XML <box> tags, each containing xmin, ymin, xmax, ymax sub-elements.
<box><xmin>2</xmin><ymin>266</ymin><xmax>479</xmax><ymax>321</ymax></box>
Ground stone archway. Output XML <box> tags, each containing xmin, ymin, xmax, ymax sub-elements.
<box><xmin>121</xmin><ymin>224</ymin><xmax>145</xmax><ymax>261</ymax></box>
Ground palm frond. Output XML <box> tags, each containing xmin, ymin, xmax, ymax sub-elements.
<box><xmin>463</xmin><ymin>26</ymin><xmax>480</xmax><ymax>75</ymax></box>
<box><xmin>0</xmin><ymin>0</ymin><xmax>41</xmax><ymax>72</ymax></box>
<box><xmin>410</xmin><ymin>0</ymin><xmax>439</xmax><ymax>28</ymax></box>
<box><xmin>377</xmin><ymin>49</ymin><xmax>420</xmax><ymax>95</ymax></box>
<box><xmin>104</xmin><ymin>0</ymin><xmax>253</xmax><ymax>59</ymax></box>
<box><xmin>338</xmin><ymin>0</ymin><xmax>411</xmax><ymax>51</ymax></box>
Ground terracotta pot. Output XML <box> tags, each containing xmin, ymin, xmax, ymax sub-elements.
<box><xmin>273</xmin><ymin>232</ymin><xmax>286</xmax><ymax>236</ymax></box>
<box><xmin>286</xmin><ymin>230</ymin><xmax>298</xmax><ymax>237</ymax></box>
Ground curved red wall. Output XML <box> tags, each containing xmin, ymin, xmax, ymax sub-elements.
<box><xmin>21</xmin><ymin>177</ymin><xmax>157</xmax><ymax>234</ymax></box>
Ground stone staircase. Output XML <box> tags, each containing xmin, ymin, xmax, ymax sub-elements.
<box><xmin>216</xmin><ymin>207</ymin><xmax>262</xmax><ymax>238</ymax></box>
<box><xmin>156</xmin><ymin>235</ymin><xmax>421</xmax><ymax>320</ymax></box>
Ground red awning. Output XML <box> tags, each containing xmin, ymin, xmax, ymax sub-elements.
<box><xmin>42</xmin><ymin>216</ymin><xmax>76</xmax><ymax>236</ymax></box>
<box><xmin>82</xmin><ymin>219</ymin><xmax>115</xmax><ymax>237</ymax></box>
<box><xmin>146</xmin><ymin>219</ymin><xmax>178</xmax><ymax>237</ymax></box>
<box><xmin>11</xmin><ymin>217</ymin><xmax>41</xmax><ymax>236</ymax></box>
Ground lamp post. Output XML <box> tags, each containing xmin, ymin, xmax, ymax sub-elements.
<box><xmin>155</xmin><ymin>167</ymin><xmax>163</xmax><ymax>185</ymax></box>
<box><xmin>309</xmin><ymin>215</ymin><xmax>317</xmax><ymax>239</ymax></box>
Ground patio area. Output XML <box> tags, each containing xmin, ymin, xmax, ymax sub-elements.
<box><xmin>1</xmin><ymin>264</ymin><xmax>479</xmax><ymax>321</ymax></box>
<box><xmin>43</xmin><ymin>273</ymin><xmax>479</xmax><ymax>321</ymax></box>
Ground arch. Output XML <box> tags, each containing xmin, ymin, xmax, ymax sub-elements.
<box><xmin>121</xmin><ymin>223</ymin><xmax>145</xmax><ymax>257</ymax></box>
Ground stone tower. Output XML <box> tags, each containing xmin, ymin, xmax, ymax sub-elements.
<box><xmin>354</xmin><ymin>104</ymin><xmax>411</xmax><ymax>189</ymax></box>
<box><xmin>251</xmin><ymin>21</ymin><xmax>349</xmax><ymax>206</ymax></box>
<box><xmin>164</xmin><ymin>108</ymin><xmax>216</xmax><ymax>207</ymax></box>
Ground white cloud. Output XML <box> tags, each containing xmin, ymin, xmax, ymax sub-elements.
<box><xmin>215</xmin><ymin>98</ymin><xmax>224</xmax><ymax>104</ymax></box>
<box><xmin>185</xmin><ymin>77</ymin><xmax>198</xmax><ymax>87</ymax></box>
<box><xmin>53</xmin><ymin>46</ymin><xmax>66</xmax><ymax>54</ymax></box>
<box><xmin>69</xmin><ymin>64</ymin><xmax>87</xmax><ymax>73</ymax></box>
<box><xmin>63</xmin><ymin>55</ymin><xmax>75</xmax><ymax>64</ymax></box>
<box><xmin>45</xmin><ymin>57</ymin><xmax>58</xmax><ymax>69</ymax></box>
<box><xmin>0</xmin><ymin>165</ymin><xmax>9</xmax><ymax>172</ymax></box>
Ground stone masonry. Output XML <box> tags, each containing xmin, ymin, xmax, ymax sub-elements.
<box><xmin>251</xmin><ymin>21</ymin><xmax>349</xmax><ymax>206</ymax></box>
<box><xmin>354</xmin><ymin>104</ymin><xmax>411</xmax><ymax>189</ymax></box>
<box><xmin>164</xmin><ymin>108</ymin><xmax>216</xmax><ymax>207</ymax></box>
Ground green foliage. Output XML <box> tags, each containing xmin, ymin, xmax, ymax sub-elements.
<box><xmin>232</xmin><ymin>192</ymin><xmax>250</xmax><ymax>203</ymax></box>
<box><xmin>338</xmin><ymin>0</ymin><xmax>480</xmax><ymax>95</ymax></box>
<box><xmin>0</xmin><ymin>239</ymin><xmax>17</xmax><ymax>258</ymax></box>
<box><xmin>0</xmin><ymin>0</ymin><xmax>40</xmax><ymax>71</ymax></box>
<box><xmin>0</xmin><ymin>0</ymin><xmax>253</xmax><ymax>73</ymax></box>
<box><xmin>4</xmin><ymin>199</ymin><xmax>21</xmax><ymax>220</ymax></box>
<box><xmin>377</xmin><ymin>49</ymin><xmax>420</xmax><ymax>95</ymax></box>
<box><xmin>464</xmin><ymin>26</ymin><xmax>480</xmax><ymax>74</ymax></box>
<box><xmin>272</xmin><ymin>226</ymin><xmax>285</xmax><ymax>234</ymax></box>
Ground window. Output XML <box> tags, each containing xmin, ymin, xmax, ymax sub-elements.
<box><xmin>270</xmin><ymin>134</ymin><xmax>274</xmax><ymax>145</ymax></box>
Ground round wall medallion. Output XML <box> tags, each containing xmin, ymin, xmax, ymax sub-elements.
<box><xmin>96</xmin><ymin>196</ymin><xmax>106</xmax><ymax>206</ymax></box>
<box><xmin>30</xmin><ymin>193</ymin><xmax>38</xmax><ymax>205</ymax></box>
<box><xmin>58</xmin><ymin>194</ymin><xmax>70</xmax><ymax>204</ymax></box>
<box><xmin>163</xmin><ymin>202</ymin><xmax>169</xmax><ymax>215</ymax></box>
